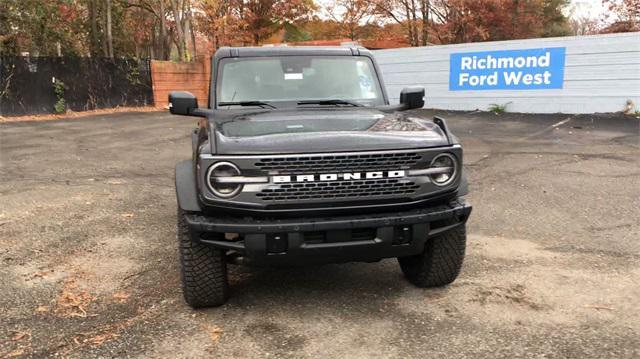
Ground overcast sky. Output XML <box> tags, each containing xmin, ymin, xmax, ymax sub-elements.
<box><xmin>569</xmin><ymin>0</ymin><xmax>607</xmax><ymax>19</ymax></box>
<box><xmin>315</xmin><ymin>0</ymin><xmax>608</xmax><ymax>21</ymax></box>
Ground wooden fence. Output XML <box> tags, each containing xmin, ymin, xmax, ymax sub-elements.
<box><xmin>150</xmin><ymin>58</ymin><xmax>210</xmax><ymax>108</ymax></box>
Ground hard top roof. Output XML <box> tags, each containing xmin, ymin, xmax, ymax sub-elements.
<box><xmin>213</xmin><ymin>46</ymin><xmax>373</xmax><ymax>60</ymax></box>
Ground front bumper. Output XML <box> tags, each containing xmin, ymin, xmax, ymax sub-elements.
<box><xmin>185</xmin><ymin>200</ymin><xmax>471</xmax><ymax>266</ymax></box>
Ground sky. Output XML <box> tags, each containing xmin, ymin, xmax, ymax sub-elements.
<box><xmin>315</xmin><ymin>0</ymin><xmax>608</xmax><ymax>21</ymax></box>
<box><xmin>568</xmin><ymin>0</ymin><xmax>607</xmax><ymax>19</ymax></box>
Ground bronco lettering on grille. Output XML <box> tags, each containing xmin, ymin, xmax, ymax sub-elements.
<box><xmin>272</xmin><ymin>170</ymin><xmax>406</xmax><ymax>183</ymax></box>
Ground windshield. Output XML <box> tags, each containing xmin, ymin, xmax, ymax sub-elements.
<box><xmin>216</xmin><ymin>56</ymin><xmax>385</xmax><ymax>108</ymax></box>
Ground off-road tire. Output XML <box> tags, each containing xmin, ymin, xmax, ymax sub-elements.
<box><xmin>178</xmin><ymin>208</ymin><xmax>229</xmax><ymax>308</ymax></box>
<box><xmin>398</xmin><ymin>221</ymin><xmax>466</xmax><ymax>287</ymax></box>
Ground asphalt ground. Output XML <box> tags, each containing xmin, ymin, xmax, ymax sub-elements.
<box><xmin>1</xmin><ymin>110</ymin><xmax>638</xmax><ymax>358</ymax></box>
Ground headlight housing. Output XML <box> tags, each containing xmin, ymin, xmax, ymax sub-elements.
<box><xmin>207</xmin><ymin>162</ymin><xmax>242</xmax><ymax>198</ymax></box>
<box><xmin>429</xmin><ymin>153</ymin><xmax>458</xmax><ymax>186</ymax></box>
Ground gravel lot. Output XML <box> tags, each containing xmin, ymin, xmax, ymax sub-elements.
<box><xmin>1</xmin><ymin>110</ymin><xmax>638</xmax><ymax>358</ymax></box>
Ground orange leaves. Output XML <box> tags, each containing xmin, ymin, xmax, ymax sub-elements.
<box><xmin>111</xmin><ymin>291</ymin><xmax>131</xmax><ymax>303</ymax></box>
<box><xmin>54</xmin><ymin>279</ymin><xmax>96</xmax><ymax>318</ymax></box>
<box><xmin>196</xmin><ymin>0</ymin><xmax>316</xmax><ymax>46</ymax></box>
<box><xmin>203</xmin><ymin>324</ymin><xmax>223</xmax><ymax>342</ymax></box>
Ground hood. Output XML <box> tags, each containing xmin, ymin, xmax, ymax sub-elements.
<box><xmin>212</xmin><ymin>108</ymin><xmax>450</xmax><ymax>154</ymax></box>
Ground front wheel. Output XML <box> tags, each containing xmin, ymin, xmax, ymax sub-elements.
<box><xmin>398</xmin><ymin>221</ymin><xmax>466</xmax><ymax>287</ymax></box>
<box><xmin>178</xmin><ymin>208</ymin><xmax>229</xmax><ymax>308</ymax></box>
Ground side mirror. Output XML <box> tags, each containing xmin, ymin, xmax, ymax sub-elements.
<box><xmin>399</xmin><ymin>87</ymin><xmax>425</xmax><ymax>110</ymax></box>
<box><xmin>169</xmin><ymin>91</ymin><xmax>198</xmax><ymax>116</ymax></box>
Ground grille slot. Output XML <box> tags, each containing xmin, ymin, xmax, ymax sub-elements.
<box><xmin>304</xmin><ymin>231</ymin><xmax>325</xmax><ymax>244</ymax></box>
<box><xmin>302</xmin><ymin>229</ymin><xmax>376</xmax><ymax>244</ymax></box>
<box><xmin>351</xmin><ymin>228</ymin><xmax>376</xmax><ymax>241</ymax></box>
<box><xmin>257</xmin><ymin>178</ymin><xmax>420</xmax><ymax>202</ymax></box>
<box><xmin>255</xmin><ymin>152</ymin><xmax>421</xmax><ymax>174</ymax></box>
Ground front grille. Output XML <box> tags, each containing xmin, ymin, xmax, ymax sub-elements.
<box><xmin>256</xmin><ymin>178</ymin><xmax>420</xmax><ymax>202</ymax></box>
<box><xmin>255</xmin><ymin>152</ymin><xmax>421</xmax><ymax>174</ymax></box>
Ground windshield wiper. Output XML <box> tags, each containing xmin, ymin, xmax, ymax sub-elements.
<box><xmin>297</xmin><ymin>99</ymin><xmax>363</xmax><ymax>107</ymax></box>
<box><xmin>218</xmin><ymin>101</ymin><xmax>277</xmax><ymax>109</ymax></box>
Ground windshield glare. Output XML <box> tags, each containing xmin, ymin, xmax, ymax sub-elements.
<box><xmin>216</xmin><ymin>56</ymin><xmax>384</xmax><ymax>107</ymax></box>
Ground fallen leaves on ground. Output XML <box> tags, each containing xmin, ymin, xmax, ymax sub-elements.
<box><xmin>3</xmin><ymin>331</ymin><xmax>32</xmax><ymax>359</ymax></box>
<box><xmin>2</xmin><ymin>348</ymin><xmax>25</xmax><ymax>358</ymax></box>
<box><xmin>0</xmin><ymin>106</ymin><xmax>159</xmax><ymax>123</ymax></box>
<box><xmin>23</xmin><ymin>268</ymin><xmax>57</xmax><ymax>282</ymax></box>
<box><xmin>111</xmin><ymin>291</ymin><xmax>130</xmax><ymax>303</ymax></box>
<box><xmin>55</xmin><ymin>304</ymin><xmax>161</xmax><ymax>356</ymax></box>
<box><xmin>25</xmin><ymin>271</ymin><xmax>48</xmax><ymax>281</ymax></box>
<box><xmin>203</xmin><ymin>325</ymin><xmax>223</xmax><ymax>342</ymax></box>
<box><xmin>86</xmin><ymin>332</ymin><xmax>121</xmax><ymax>346</ymax></box>
<box><xmin>54</xmin><ymin>279</ymin><xmax>96</xmax><ymax>318</ymax></box>
<box><xmin>35</xmin><ymin>305</ymin><xmax>50</xmax><ymax>313</ymax></box>
<box><xmin>10</xmin><ymin>330</ymin><xmax>31</xmax><ymax>342</ymax></box>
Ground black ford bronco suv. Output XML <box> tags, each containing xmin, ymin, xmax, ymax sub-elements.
<box><xmin>170</xmin><ymin>46</ymin><xmax>471</xmax><ymax>308</ymax></box>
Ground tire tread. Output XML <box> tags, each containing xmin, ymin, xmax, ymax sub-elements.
<box><xmin>178</xmin><ymin>208</ymin><xmax>228</xmax><ymax>308</ymax></box>
<box><xmin>399</xmin><ymin>221</ymin><xmax>466</xmax><ymax>287</ymax></box>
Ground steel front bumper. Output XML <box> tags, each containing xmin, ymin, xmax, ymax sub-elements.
<box><xmin>184</xmin><ymin>200</ymin><xmax>472</xmax><ymax>266</ymax></box>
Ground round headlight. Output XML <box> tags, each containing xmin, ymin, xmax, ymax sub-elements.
<box><xmin>429</xmin><ymin>153</ymin><xmax>457</xmax><ymax>186</ymax></box>
<box><xmin>207</xmin><ymin>162</ymin><xmax>242</xmax><ymax>198</ymax></box>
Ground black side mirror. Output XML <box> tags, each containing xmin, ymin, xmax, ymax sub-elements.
<box><xmin>399</xmin><ymin>87</ymin><xmax>425</xmax><ymax>110</ymax></box>
<box><xmin>169</xmin><ymin>91</ymin><xmax>198</xmax><ymax>116</ymax></box>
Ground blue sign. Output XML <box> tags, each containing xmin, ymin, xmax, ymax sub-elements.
<box><xmin>449</xmin><ymin>47</ymin><xmax>566</xmax><ymax>91</ymax></box>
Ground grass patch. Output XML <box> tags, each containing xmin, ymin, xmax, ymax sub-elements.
<box><xmin>488</xmin><ymin>102</ymin><xmax>511</xmax><ymax>114</ymax></box>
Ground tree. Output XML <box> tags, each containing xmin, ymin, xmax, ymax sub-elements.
<box><xmin>283</xmin><ymin>23</ymin><xmax>312</xmax><ymax>42</ymax></box>
<box><xmin>239</xmin><ymin>0</ymin><xmax>316</xmax><ymax>45</ymax></box>
<box><xmin>115</xmin><ymin>0</ymin><xmax>173</xmax><ymax>60</ymax></box>
<box><xmin>375</xmin><ymin>0</ymin><xmax>572</xmax><ymax>46</ymax></box>
<box><xmin>170</xmin><ymin>0</ymin><xmax>194</xmax><ymax>61</ymax></box>
<box><xmin>1</xmin><ymin>0</ymin><xmax>587</xmax><ymax>59</ymax></box>
<box><xmin>428</xmin><ymin>0</ymin><xmax>546</xmax><ymax>44</ymax></box>
<box><xmin>196</xmin><ymin>0</ymin><xmax>245</xmax><ymax>49</ymax></box>
<box><xmin>105</xmin><ymin>0</ymin><xmax>114</xmax><ymax>58</ymax></box>
<box><xmin>0</xmin><ymin>0</ymin><xmax>87</xmax><ymax>56</ymax></box>
<box><xmin>325</xmin><ymin>0</ymin><xmax>377</xmax><ymax>41</ymax></box>
<box><xmin>88</xmin><ymin>0</ymin><xmax>100</xmax><ymax>55</ymax></box>
<box><xmin>569</xmin><ymin>16</ymin><xmax>599</xmax><ymax>35</ymax></box>
<box><xmin>300</xmin><ymin>18</ymin><xmax>343</xmax><ymax>40</ymax></box>
<box><xmin>197</xmin><ymin>0</ymin><xmax>316</xmax><ymax>46</ymax></box>
<box><xmin>111</xmin><ymin>0</ymin><xmax>198</xmax><ymax>60</ymax></box>
<box><xmin>601</xmin><ymin>0</ymin><xmax>640</xmax><ymax>32</ymax></box>
<box><xmin>541</xmin><ymin>0</ymin><xmax>572</xmax><ymax>37</ymax></box>
<box><xmin>375</xmin><ymin>0</ymin><xmax>431</xmax><ymax>46</ymax></box>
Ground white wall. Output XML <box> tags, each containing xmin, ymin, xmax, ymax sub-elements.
<box><xmin>374</xmin><ymin>32</ymin><xmax>640</xmax><ymax>114</ymax></box>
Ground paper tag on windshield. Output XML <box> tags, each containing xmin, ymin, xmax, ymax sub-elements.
<box><xmin>284</xmin><ymin>73</ymin><xmax>303</xmax><ymax>80</ymax></box>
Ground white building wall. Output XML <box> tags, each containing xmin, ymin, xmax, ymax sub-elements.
<box><xmin>374</xmin><ymin>32</ymin><xmax>640</xmax><ymax>114</ymax></box>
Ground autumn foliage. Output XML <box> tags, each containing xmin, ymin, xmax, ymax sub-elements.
<box><xmin>0</xmin><ymin>0</ymin><xmax>637</xmax><ymax>59</ymax></box>
<box><xmin>196</xmin><ymin>0</ymin><xmax>316</xmax><ymax>48</ymax></box>
<box><xmin>600</xmin><ymin>0</ymin><xmax>640</xmax><ymax>32</ymax></box>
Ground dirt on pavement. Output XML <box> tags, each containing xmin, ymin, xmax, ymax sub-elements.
<box><xmin>0</xmin><ymin>110</ymin><xmax>638</xmax><ymax>358</ymax></box>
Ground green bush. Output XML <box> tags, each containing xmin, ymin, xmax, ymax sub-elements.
<box><xmin>52</xmin><ymin>79</ymin><xmax>67</xmax><ymax>114</ymax></box>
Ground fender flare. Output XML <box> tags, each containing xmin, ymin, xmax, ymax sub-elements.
<box><xmin>458</xmin><ymin>168</ymin><xmax>469</xmax><ymax>197</ymax></box>
<box><xmin>175</xmin><ymin>160</ymin><xmax>202</xmax><ymax>212</ymax></box>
